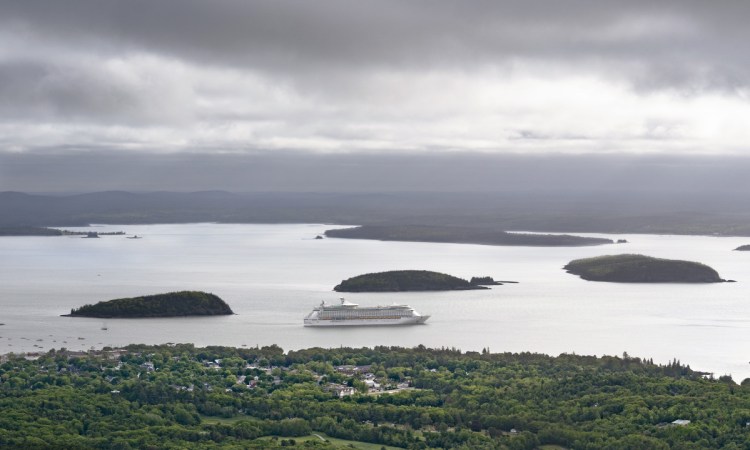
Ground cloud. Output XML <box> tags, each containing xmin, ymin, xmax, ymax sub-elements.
<box><xmin>5</xmin><ymin>1</ymin><xmax>747</xmax><ymax>87</ymax></box>
<box><xmin>1</xmin><ymin>0</ymin><xmax>749</xmax><ymax>156</ymax></box>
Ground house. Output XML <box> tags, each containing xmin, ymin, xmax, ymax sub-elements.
<box><xmin>671</xmin><ymin>419</ymin><xmax>691</xmax><ymax>426</ymax></box>
<box><xmin>103</xmin><ymin>349</ymin><xmax>128</xmax><ymax>360</ymax></box>
<box><xmin>327</xmin><ymin>383</ymin><xmax>355</xmax><ymax>398</ymax></box>
<box><xmin>334</xmin><ymin>365</ymin><xmax>372</xmax><ymax>375</ymax></box>
<box><xmin>203</xmin><ymin>360</ymin><xmax>221</xmax><ymax>369</ymax></box>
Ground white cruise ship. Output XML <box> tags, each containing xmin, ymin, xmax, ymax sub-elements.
<box><xmin>304</xmin><ymin>298</ymin><xmax>430</xmax><ymax>327</ymax></box>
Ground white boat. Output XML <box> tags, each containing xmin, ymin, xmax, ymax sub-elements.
<box><xmin>304</xmin><ymin>298</ymin><xmax>429</xmax><ymax>327</ymax></box>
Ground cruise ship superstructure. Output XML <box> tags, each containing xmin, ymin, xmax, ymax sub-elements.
<box><xmin>304</xmin><ymin>298</ymin><xmax>429</xmax><ymax>326</ymax></box>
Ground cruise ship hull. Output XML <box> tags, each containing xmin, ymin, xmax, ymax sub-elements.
<box><xmin>304</xmin><ymin>315</ymin><xmax>430</xmax><ymax>327</ymax></box>
<box><xmin>304</xmin><ymin>298</ymin><xmax>429</xmax><ymax>327</ymax></box>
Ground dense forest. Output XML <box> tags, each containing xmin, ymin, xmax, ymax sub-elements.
<box><xmin>334</xmin><ymin>271</ymin><xmax>487</xmax><ymax>292</ymax></box>
<box><xmin>67</xmin><ymin>291</ymin><xmax>234</xmax><ymax>318</ymax></box>
<box><xmin>325</xmin><ymin>226</ymin><xmax>613</xmax><ymax>247</ymax></box>
<box><xmin>563</xmin><ymin>254</ymin><xmax>725</xmax><ymax>283</ymax></box>
<box><xmin>0</xmin><ymin>344</ymin><xmax>748</xmax><ymax>449</ymax></box>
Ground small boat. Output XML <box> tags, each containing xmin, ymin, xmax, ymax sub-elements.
<box><xmin>126</xmin><ymin>235</ymin><xmax>142</xmax><ymax>239</ymax></box>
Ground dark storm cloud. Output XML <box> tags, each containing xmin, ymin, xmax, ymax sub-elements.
<box><xmin>3</xmin><ymin>0</ymin><xmax>750</xmax><ymax>89</ymax></box>
<box><xmin>0</xmin><ymin>59</ymin><xmax>186</xmax><ymax>123</ymax></box>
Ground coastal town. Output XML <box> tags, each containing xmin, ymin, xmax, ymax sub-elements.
<box><xmin>2</xmin><ymin>346</ymin><xmax>416</xmax><ymax>398</ymax></box>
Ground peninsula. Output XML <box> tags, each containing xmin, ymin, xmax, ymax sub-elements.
<box><xmin>734</xmin><ymin>245</ymin><xmax>750</xmax><ymax>251</ymax></box>
<box><xmin>65</xmin><ymin>291</ymin><xmax>234</xmax><ymax>318</ymax></box>
<box><xmin>0</xmin><ymin>226</ymin><xmax>126</xmax><ymax>237</ymax></box>
<box><xmin>334</xmin><ymin>270</ymin><xmax>488</xmax><ymax>292</ymax></box>
<box><xmin>0</xmin><ymin>226</ymin><xmax>63</xmax><ymax>236</ymax></box>
<box><xmin>564</xmin><ymin>254</ymin><xmax>725</xmax><ymax>283</ymax></box>
<box><xmin>325</xmin><ymin>225</ymin><xmax>613</xmax><ymax>247</ymax></box>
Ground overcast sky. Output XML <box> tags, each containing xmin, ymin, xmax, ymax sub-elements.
<box><xmin>1</xmin><ymin>1</ymin><xmax>750</xmax><ymax>191</ymax></box>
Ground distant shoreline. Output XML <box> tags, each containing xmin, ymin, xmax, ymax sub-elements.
<box><xmin>5</xmin><ymin>190</ymin><xmax>750</xmax><ymax>237</ymax></box>
<box><xmin>325</xmin><ymin>225</ymin><xmax>615</xmax><ymax>247</ymax></box>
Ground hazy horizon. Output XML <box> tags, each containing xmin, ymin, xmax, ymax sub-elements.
<box><xmin>4</xmin><ymin>151</ymin><xmax>750</xmax><ymax>198</ymax></box>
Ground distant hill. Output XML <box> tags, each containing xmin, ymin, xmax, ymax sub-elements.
<box><xmin>734</xmin><ymin>245</ymin><xmax>750</xmax><ymax>251</ymax></box>
<box><xmin>334</xmin><ymin>270</ymin><xmax>488</xmax><ymax>292</ymax></box>
<box><xmin>65</xmin><ymin>291</ymin><xmax>234</xmax><ymax>318</ymax></box>
<box><xmin>325</xmin><ymin>225</ymin><xmax>613</xmax><ymax>247</ymax></box>
<box><xmin>564</xmin><ymin>254</ymin><xmax>724</xmax><ymax>283</ymax></box>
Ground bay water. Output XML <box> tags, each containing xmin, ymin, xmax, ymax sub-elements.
<box><xmin>0</xmin><ymin>223</ymin><xmax>747</xmax><ymax>381</ymax></box>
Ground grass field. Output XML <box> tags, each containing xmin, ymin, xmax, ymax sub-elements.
<box><xmin>199</xmin><ymin>415</ymin><xmax>244</xmax><ymax>425</ymax></box>
<box><xmin>199</xmin><ymin>418</ymin><xmax>405</xmax><ymax>450</ymax></box>
<box><xmin>260</xmin><ymin>433</ymin><xmax>404</xmax><ymax>449</ymax></box>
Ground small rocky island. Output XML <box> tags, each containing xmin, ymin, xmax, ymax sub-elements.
<box><xmin>65</xmin><ymin>291</ymin><xmax>234</xmax><ymax>318</ymax></box>
<box><xmin>334</xmin><ymin>270</ymin><xmax>489</xmax><ymax>292</ymax></box>
<box><xmin>564</xmin><ymin>254</ymin><xmax>725</xmax><ymax>283</ymax></box>
<box><xmin>734</xmin><ymin>245</ymin><xmax>750</xmax><ymax>251</ymax></box>
<box><xmin>470</xmin><ymin>276</ymin><xmax>503</xmax><ymax>286</ymax></box>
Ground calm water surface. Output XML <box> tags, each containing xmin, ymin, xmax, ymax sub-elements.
<box><xmin>0</xmin><ymin>223</ymin><xmax>748</xmax><ymax>380</ymax></box>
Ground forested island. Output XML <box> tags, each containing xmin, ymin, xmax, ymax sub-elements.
<box><xmin>735</xmin><ymin>245</ymin><xmax>750</xmax><ymax>251</ymax></box>
<box><xmin>325</xmin><ymin>225</ymin><xmax>613</xmax><ymax>247</ymax></box>
<box><xmin>66</xmin><ymin>291</ymin><xmax>234</xmax><ymax>318</ymax></box>
<box><xmin>66</xmin><ymin>230</ymin><xmax>127</xmax><ymax>237</ymax></box>
<box><xmin>0</xmin><ymin>344</ymin><xmax>748</xmax><ymax>449</ymax></box>
<box><xmin>564</xmin><ymin>254</ymin><xmax>725</xmax><ymax>283</ymax></box>
<box><xmin>334</xmin><ymin>270</ymin><xmax>488</xmax><ymax>292</ymax></box>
